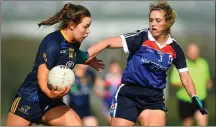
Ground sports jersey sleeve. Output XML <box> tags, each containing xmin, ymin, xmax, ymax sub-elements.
<box><xmin>37</xmin><ymin>37</ymin><xmax>60</xmax><ymax>70</ymax></box>
<box><xmin>120</xmin><ymin>29</ymin><xmax>146</xmax><ymax>54</ymax></box>
<box><xmin>173</xmin><ymin>44</ymin><xmax>188</xmax><ymax>72</ymax></box>
<box><xmin>76</xmin><ymin>50</ymin><xmax>89</xmax><ymax>64</ymax></box>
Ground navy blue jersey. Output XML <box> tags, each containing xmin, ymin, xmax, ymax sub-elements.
<box><xmin>120</xmin><ymin>28</ymin><xmax>188</xmax><ymax>89</ymax></box>
<box><xmin>68</xmin><ymin>68</ymin><xmax>95</xmax><ymax>106</ymax></box>
<box><xmin>17</xmin><ymin>30</ymin><xmax>81</xmax><ymax>102</ymax></box>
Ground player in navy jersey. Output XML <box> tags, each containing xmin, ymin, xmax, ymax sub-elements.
<box><xmin>5</xmin><ymin>3</ymin><xmax>104</xmax><ymax>126</ymax></box>
<box><xmin>86</xmin><ymin>1</ymin><xmax>208</xmax><ymax>126</ymax></box>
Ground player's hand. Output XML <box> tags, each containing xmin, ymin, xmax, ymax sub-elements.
<box><xmin>48</xmin><ymin>86</ymin><xmax>71</xmax><ymax>99</ymax></box>
<box><xmin>191</xmin><ymin>95</ymin><xmax>208</xmax><ymax>115</ymax></box>
<box><xmin>85</xmin><ymin>56</ymin><xmax>105</xmax><ymax>72</ymax></box>
<box><xmin>60</xmin><ymin>86</ymin><xmax>72</xmax><ymax>97</ymax></box>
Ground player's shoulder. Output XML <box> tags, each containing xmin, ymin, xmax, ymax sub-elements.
<box><xmin>41</xmin><ymin>30</ymin><xmax>61</xmax><ymax>46</ymax></box>
<box><xmin>43</xmin><ymin>30</ymin><xmax>61</xmax><ymax>42</ymax></box>
<box><xmin>124</xmin><ymin>28</ymin><xmax>148</xmax><ymax>37</ymax></box>
<box><xmin>137</xmin><ymin>28</ymin><xmax>149</xmax><ymax>33</ymax></box>
<box><xmin>135</xmin><ymin>28</ymin><xmax>148</xmax><ymax>36</ymax></box>
<box><xmin>170</xmin><ymin>38</ymin><xmax>184</xmax><ymax>50</ymax></box>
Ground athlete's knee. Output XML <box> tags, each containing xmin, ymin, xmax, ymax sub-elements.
<box><xmin>5</xmin><ymin>112</ymin><xmax>32</xmax><ymax>126</ymax></box>
<box><xmin>138</xmin><ymin>109</ymin><xmax>166</xmax><ymax>126</ymax></box>
<box><xmin>64</xmin><ymin>109</ymin><xmax>83</xmax><ymax>126</ymax></box>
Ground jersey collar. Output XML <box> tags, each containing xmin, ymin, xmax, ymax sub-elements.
<box><xmin>147</xmin><ymin>29</ymin><xmax>174</xmax><ymax>45</ymax></box>
<box><xmin>60</xmin><ymin>29</ymin><xmax>72</xmax><ymax>43</ymax></box>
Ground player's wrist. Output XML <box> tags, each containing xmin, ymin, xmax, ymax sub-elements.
<box><xmin>191</xmin><ymin>95</ymin><xmax>208</xmax><ymax>115</ymax></box>
<box><xmin>44</xmin><ymin>87</ymin><xmax>56</xmax><ymax>99</ymax></box>
<box><xmin>191</xmin><ymin>95</ymin><xmax>202</xmax><ymax>107</ymax></box>
<box><xmin>191</xmin><ymin>95</ymin><xmax>199</xmax><ymax>102</ymax></box>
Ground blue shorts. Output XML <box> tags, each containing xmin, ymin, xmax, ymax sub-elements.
<box><xmin>110</xmin><ymin>83</ymin><xmax>167</xmax><ymax>123</ymax></box>
<box><xmin>9</xmin><ymin>95</ymin><xmax>65</xmax><ymax>124</ymax></box>
<box><xmin>69</xmin><ymin>103</ymin><xmax>92</xmax><ymax>119</ymax></box>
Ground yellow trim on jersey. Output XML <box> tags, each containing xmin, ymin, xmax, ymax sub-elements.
<box><xmin>10</xmin><ymin>97</ymin><xmax>21</xmax><ymax>113</ymax></box>
<box><xmin>60</xmin><ymin>29</ymin><xmax>72</xmax><ymax>42</ymax></box>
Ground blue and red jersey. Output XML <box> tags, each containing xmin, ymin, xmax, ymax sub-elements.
<box><xmin>120</xmin><ymin>28</ymin><xmax>188</xmax><ymax>89</ymax></box>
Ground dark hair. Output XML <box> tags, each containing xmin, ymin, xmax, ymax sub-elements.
<box><xmin>38</xmin><ymin>3</ymin><xmax>91</xmax><ymax>29</ymax></box>
<box><xmin>149</xmin><ymin>1</ymin><xmax>176</xmax><ymax>28</ymax></box>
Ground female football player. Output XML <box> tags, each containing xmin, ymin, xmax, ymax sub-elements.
<box><xmin>87</xmin><ymin>1</ymin><xmax>208</xmax><ymax>126</ymax></box>
<box><xmin>5</xmin><ymin>3</ymin><xmax>104</xmax><ymax>126</ymax></box>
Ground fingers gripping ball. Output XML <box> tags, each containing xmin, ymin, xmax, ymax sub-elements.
<box><xmin>48</xmin><ymin>65</ymin><xmax>75</xmax><ymax>91</ymax></box>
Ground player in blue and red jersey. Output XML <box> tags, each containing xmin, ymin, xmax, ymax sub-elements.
<box><xmin>5</xmin><ymin>3</ymin><xmax>104</xmax><ymax>126</ymax></box>
<box><xmin>87</xmin><ymin>1</ymin><xmax>207</xmax><ymax>126</ymax></box>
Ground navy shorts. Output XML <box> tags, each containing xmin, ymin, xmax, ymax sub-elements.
<box><xmin>9</xmin><ymin>95</ymin><xmax>65</xmax><ymax>124</ymax></box>
<box><xmin>69</xmin><ymin>103</ymin><xmax>92</xmax><ymax>119</ymax></box>
<box><xmin>178</xmin><ymin>99</ymin><xmax>206</xmax><ymax>119</ymax></box>
<box><xmin>110</xmin><ymin>83</ymin><xmax>167</xmax><ymax>123</ymax></box>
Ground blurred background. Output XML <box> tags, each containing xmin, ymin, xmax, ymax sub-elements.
<box><xmin>1</xmin><ymin>1</ymin><xmax>215</xmax><ymax>126</ymax></box>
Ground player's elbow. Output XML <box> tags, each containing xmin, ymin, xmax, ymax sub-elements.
<box><xmin>107</xmin><ymin>37</ymin><xmax>122</xmax><ymax>48</ymax></box>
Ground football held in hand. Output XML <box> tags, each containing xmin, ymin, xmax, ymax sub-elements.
<box><xmin>48</xmin><ymin>65</ymin><xmax>75</xmax><ymax>91</ymax></box>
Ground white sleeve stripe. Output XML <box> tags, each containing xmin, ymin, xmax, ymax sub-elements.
<box><xmin>124</xmin><ymin>29</ymin><xmax>147</xmax><ymax>38</ymax></box>
<box><xmin>120</xmin><ymin>35</ymin><xmax>129</xmax><ymax>54</ymax></box>
<box><xmin>178</xmin><ymin>68</ymin><xmax>188</xmax><ymax>72</ymax></box>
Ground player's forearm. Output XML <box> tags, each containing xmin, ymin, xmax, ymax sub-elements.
<box><xmin>180</xmin><ymin>74</ymin><xmax>196</xmax><ymax>97</ymax></box>
<box><xmin>87</xmin><ymin>37</ymin><xmax>122</xmax><ymax>58</ymax></box>
<box><xmin>37</xmin><ymin>64</ymin><xmax>52</xmax><ymax>97</ymax></box>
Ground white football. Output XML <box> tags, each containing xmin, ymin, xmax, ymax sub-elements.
<box><xmin>48</xmin><ymin>65</ymin><xmax>75</xmax><ymax>91</ymax></box>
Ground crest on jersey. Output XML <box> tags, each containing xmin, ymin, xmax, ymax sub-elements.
<box><xmin>68</xmin><ymin>48</ymin><xmax>74</xmax><ymax>59</ymax></box>
<box><xmin>66</xmin><ymin>61</ymin><xmax>75</xmax><ymax>68</ymax></box>
<box><xmin>168</xmin><ymin>54</ymin><xmax>173</xmax><ymax>64</ymax></box>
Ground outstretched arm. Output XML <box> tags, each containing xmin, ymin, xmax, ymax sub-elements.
<box><xmin>76</xmin><ymin>50</ymin><xmax>105</xmax><ymax>72</ymax></box>
<box><xmin>87</xmin><ymin>29</ymin><xmax>147</xmax><ymax>58</ymax></box>
<box><xmin>87</xmin><ymin>37</ymin><xmax>122</xmax><ymax>58</ymax></box>
<box><xmin>173</xmin><ymin>43</ymin><xmax>208</xmax><ymax>115</ymax></box>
